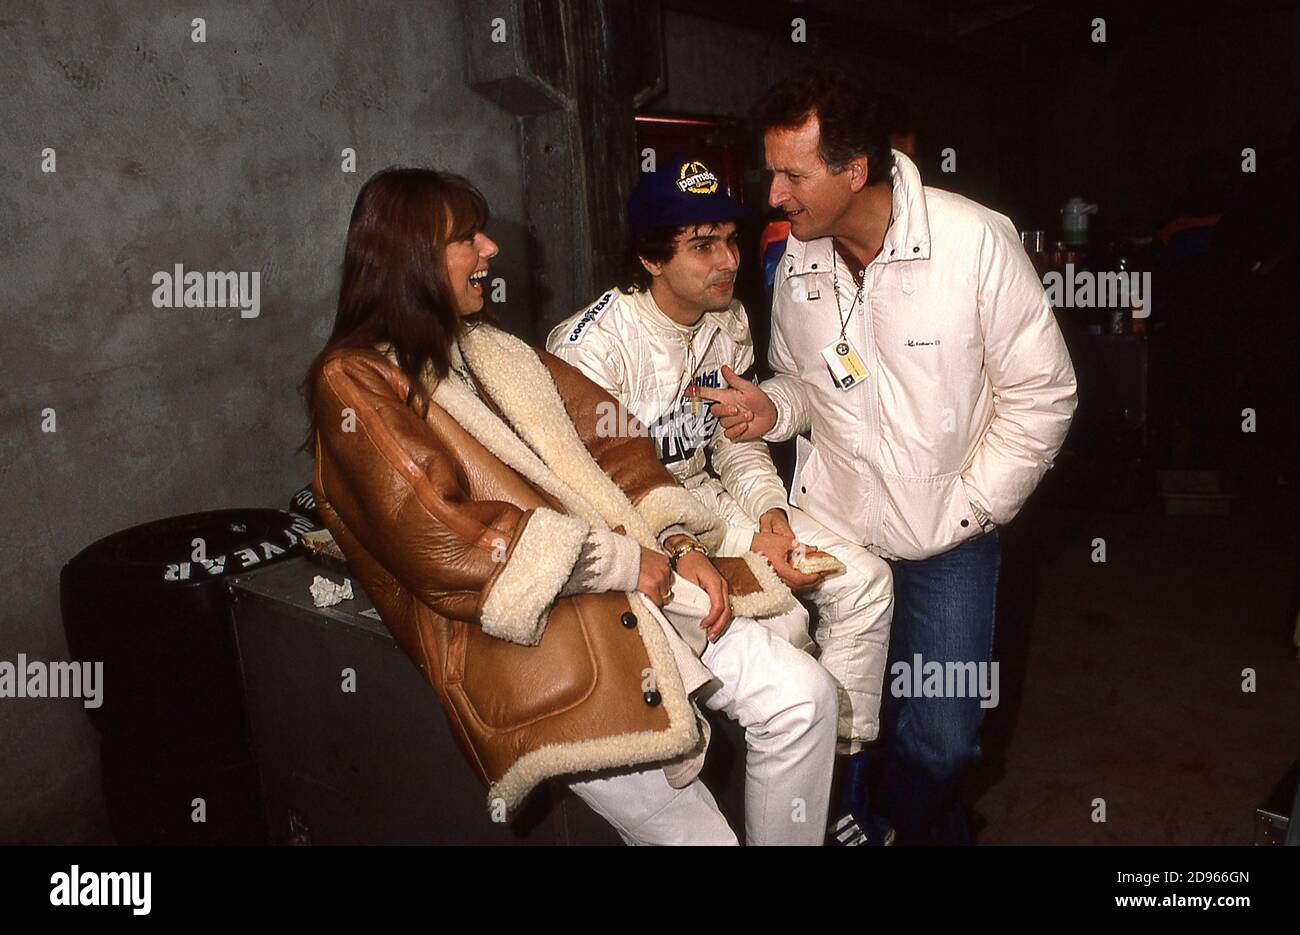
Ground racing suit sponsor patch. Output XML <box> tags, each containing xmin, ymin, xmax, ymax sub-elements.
<box><xmin>563</xmin><ymin>290</ymin><xmax>616</xmax><ymax>344</ymax></box>
<box><xmin>650</xmin><ymin>368</ymin><xmax>721</xmax><ymax>466</ymax></box>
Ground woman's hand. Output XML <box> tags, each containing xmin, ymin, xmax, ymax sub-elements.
<box><xmin>673</xmin><ymin>550</ymin><xmax>732</xmax><ymax>642</ymax></box>
<box><xmin>636</xmin><ymin>547</ymin><xmax>673</xmax><ymax>607</ymax></box>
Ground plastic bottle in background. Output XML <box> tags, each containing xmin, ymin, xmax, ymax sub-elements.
<box><xmin>1061</xmin><ymin>197</ymin><xmax>1098</xmax><ymax>245</ymax></box>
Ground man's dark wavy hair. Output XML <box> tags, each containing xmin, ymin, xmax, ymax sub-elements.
<box><xmin>753</xmin><ymin>67</ymin><xmax>892</xmax><ymax>185</ymax></box>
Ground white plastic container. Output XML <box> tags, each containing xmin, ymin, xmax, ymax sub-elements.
<box><xmin>1061</xmin><ymin>197</ymin><xmax>1098</xmax><ymax>245</ymax></box>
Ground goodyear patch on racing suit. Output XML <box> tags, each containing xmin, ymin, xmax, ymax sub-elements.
<box><xmin>563</xmin><ymin>290</ymin><xmax>617</xmax><ymax>344</ymax></box>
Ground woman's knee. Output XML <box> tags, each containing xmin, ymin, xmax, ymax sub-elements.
<box><xmin>758</xmin><ymin>603</ymin><xmax>814</xmax><ymax>651</ymax></box>
<box><xmin>775</xmin><ymin>646</ymin><xmax>840</xmax><ymax>734</ymax></box>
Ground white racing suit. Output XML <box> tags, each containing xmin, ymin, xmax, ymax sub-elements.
<box><xmin>548</xmin><ymin>287</ymin><xmax>894</xmax><ymax>749</ymax></box>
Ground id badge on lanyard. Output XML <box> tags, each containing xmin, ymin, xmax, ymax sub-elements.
<box><xmin>821</xmin><ymin>338</ymin><xmax>867</xmax><ymax>391</ymax></box>
<box><xmin>821</xmin><ymin>249</ymin><xmax>869</xmax><ymax>392</ymax></box>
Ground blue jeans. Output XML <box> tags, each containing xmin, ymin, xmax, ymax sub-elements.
<box><xmin>877</xmin><ymin>529</ymin><xmax>1001</xmax><ymax>845</ymax></box>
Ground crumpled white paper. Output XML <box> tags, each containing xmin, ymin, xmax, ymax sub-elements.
<box><xmin>309</xmin><ymin>575</ymin><xmax>354</xmax><ymax>608</ymax></box>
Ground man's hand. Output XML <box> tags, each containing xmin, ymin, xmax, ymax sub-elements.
<box><xmin>759</xmin><ymin>507</ymin><xmax>795</xmax><ymax>539</ymax></box>
<box><xmin>752</xmin><ymin>508</ymin><xmax>822</xmax><ymax>590</ymax></box>
<box><xmin>673</xmin><ymin>550</ymin><xmax>732</xmax><ymax>642</ymax></box>
<box><xmin>750</xmin><ymin>532</ymin><xmax>822</xmax><ymax>591</ymax></box>
<box><xmin>636</xmin><ymin>547</ymin><xmax>672</xmax><ymax>607</ymax></box>
<box><xmin>688</xmin><ymin>365</ymin><xmax>776</xmax><ymax>441</ymax></box>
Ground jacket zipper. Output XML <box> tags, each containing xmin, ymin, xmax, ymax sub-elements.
<box><xmin>853</xmin><ymin>256</ymin><xmax>885</xmax><ymax>545</ymax></box>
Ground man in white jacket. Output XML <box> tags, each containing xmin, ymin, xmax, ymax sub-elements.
<box><xmin>549</xmin><ymin>154</ymin><xmax>896</xmax><ymax>845</ymax></box>
<box><xmin>698</xmin><ymin>70</ymin><xmax>1078</xmax><ymax>844</ymax></box>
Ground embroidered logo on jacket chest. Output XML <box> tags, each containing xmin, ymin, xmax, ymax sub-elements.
<box><xmin>648</xmin><ymin>368</ymin><xmax>720</xmax><ymax>465</ymax></box>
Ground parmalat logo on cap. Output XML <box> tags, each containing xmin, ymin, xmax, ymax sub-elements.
<box><xmin>677</xmin><ymin>160</ymin><xmax>719</xmax><ymax>195</ymax></box>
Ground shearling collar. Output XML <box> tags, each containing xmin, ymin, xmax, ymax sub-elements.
<box><xmin>375</xmin><ymin>325</ymin><xmax>727</xmax><ymax>554</ymax></box>
<box><xmin>455</xmin><ymin>324</ymin><xmax>662</xmax><ymax>548</ymax></box>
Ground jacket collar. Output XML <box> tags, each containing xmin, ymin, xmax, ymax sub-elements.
<box><xmin>374</xmin><ymin>334</ymin><xmax>606</xmax><ymax>530</ymax></box>
<box><xmin>454</xmin><ymin>325</ymin><xmax>662</xmax><ymax>549</ymax></box>
<box><xmin>374</xmin><ymin>325</ymin><xmax>728</xmax><ymax>553</ymax></box>
<box><xmin>785</xmin><ymin>149</ymin><xmax>932</xmax><ymax>275</ymax></box>
<box><xmin>627</xmin><ymin>287</ymin><xmax>749</xmax><ymax>344</ymax></box>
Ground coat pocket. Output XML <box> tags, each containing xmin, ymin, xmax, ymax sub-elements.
<box><xmin>788</xmin><ymin>435</ymin><xmax>822</xmax><ymax>509</ymax></box>
<box><xmin>878</xmin><ymin>471</ymin><xmax>981</xmax><ymax>560</ymax></box>
<box><xmin>789</xmin><ymin>442</ymin><xmax>873</xmax><ymax>547</ymax></box>
<box><xmin>457</xmin><ymin>599</ymin><xmax>597</xmax><ymax>731</ymax></box>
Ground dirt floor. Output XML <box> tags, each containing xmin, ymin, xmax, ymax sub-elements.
<box><xmin>964</xmin><ymin>481</ymin><xmax>1300</xmax><ymax>844</ymax></box>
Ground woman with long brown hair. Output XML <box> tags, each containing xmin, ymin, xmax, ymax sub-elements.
<box><xmin>301</xmin><ymin>167</ymin><xmax>836</xmax><ymax>845</ymax></box>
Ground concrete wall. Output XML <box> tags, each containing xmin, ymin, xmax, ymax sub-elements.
<box><xmin>0</xmin><ymin>0</ymin><xmax>528</xmax><ymax>843</ymax></box>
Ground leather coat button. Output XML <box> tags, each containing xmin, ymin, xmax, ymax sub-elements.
<box><xmin>643</xmin><ymin>689</ymin><xmax>662</xmax><ymax>707</ymax></box>
<box><xmin>960</xmin><ymin>519</ymin><xmax>970</xmax><ymax>528</ymax></box>
<box><xmin>620</xmin><ymin>611</ymin><xmax>637</xmax><ymax>629</ymax></box>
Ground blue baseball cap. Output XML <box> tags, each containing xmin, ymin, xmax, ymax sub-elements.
<box><xmin>628</xmin><ymin>154</ymin><xmax>751</xmax><ymax>233</ymax></box>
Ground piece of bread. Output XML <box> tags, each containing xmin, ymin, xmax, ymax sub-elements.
<box><xmin>792</xmin><ymin>548</ymin><xmax>844</xmax><ymax>577</ymax></box>
<box><xmin>301</xmin><ymin>528</ymin><xmax>346</xmax><ymax>561</ymax></box>
<box><xmin>301</xmin><ymin>527</ymin><xmax>350</xmax><ymax>574</ymax></box>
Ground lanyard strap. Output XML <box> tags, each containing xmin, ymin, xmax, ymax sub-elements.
<box><xmin>831</xmin><ymin>251</ymin><xmax>866</xmax><ymax>341</ymax></box>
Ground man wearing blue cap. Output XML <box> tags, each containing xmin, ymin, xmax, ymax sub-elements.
<box><xmin>549</xmin><ymin>155</ymin><xmax>896</xmax><ymax>846</ymax></box>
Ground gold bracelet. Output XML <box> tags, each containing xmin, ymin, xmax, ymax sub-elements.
<box><xmin>667</xmin><ymin>539</ymin><xmax>709</xmax><ymax>572</ymax></box>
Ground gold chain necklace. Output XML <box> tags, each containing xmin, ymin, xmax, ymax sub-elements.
<box><xmin>671</xmin><ymin>319</ymin><xmax>703</xmax><ymax>415</ymax></box>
